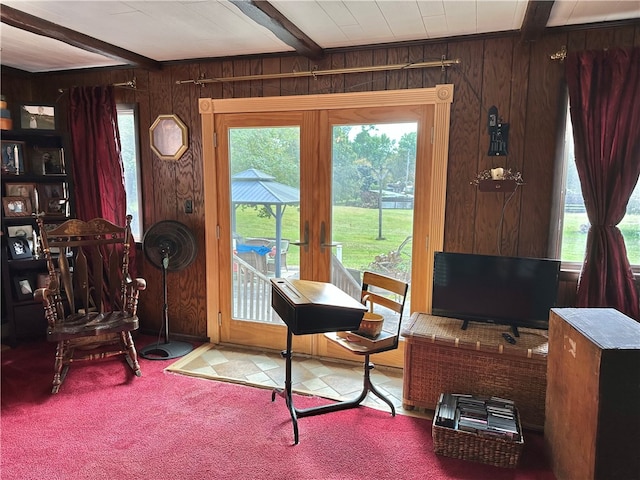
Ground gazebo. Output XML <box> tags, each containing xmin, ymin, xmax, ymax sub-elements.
<box><xmin>231</xmin><ymin>168</ymin><xmax>300</xmax><ymax>277</ymax></box>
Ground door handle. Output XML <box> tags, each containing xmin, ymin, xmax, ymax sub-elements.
<box><xmin>320</xmin><ymin>221</ymin><xmax>339</xmax><ymax>251</ymax></box>
<box><xmin>291</xmin><ymin>221</ymin><xmax>309</xmax><ymax>252</ymax></box>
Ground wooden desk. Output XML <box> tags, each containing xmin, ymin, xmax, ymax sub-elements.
<box><xmin>270</xmin><ymin>278</ymin><xmax>367</xmax><ymax>444</ymax></box>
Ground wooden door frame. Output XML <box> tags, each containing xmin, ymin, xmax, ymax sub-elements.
<box><xmin>199</xmin><ymin>85</ymin><xmax>454</xmax><ymax>349</ymax></box>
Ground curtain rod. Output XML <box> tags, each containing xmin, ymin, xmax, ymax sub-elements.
<box><xmin>57</xmin><ymin>78</ymin><xmax>137</xmax><ymax>93</ymax></box>
<box><xmin>176</xmin><ymin>58</ymin><xmax>461</xmax><ymax>86</ymax></box>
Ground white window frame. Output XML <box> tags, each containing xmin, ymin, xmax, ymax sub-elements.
<box><xmin>116</xmin><ymin>104</ymin><xmax>143</xmax><ymax>242</ymax></box>
<box><xmin>551</xmin><ymin>98</ymin><xmax>640</xmax><ymax>274</ymax></box>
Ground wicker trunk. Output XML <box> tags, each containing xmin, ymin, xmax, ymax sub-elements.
<box><xmin>401</xmin><ymin>313</ymin><xmax>548</xmax><ymax>429</ymax></box>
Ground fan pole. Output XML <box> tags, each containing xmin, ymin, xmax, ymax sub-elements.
<box><xmin>140</xmin><ymin>249</ymin><xmax>194</xmax><ymax>360</ymax></box>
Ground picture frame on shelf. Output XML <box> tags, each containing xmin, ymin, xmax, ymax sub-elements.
<box><xmin>29</xmin><ymin>146</ymin><xmax>65</xmax><ymax>175</ymax></box>
<box><xmin>5</xmin><ymin>183</ymin><xmax>38</xmax><ymax>210</ymax></box>
<box><xmin>6</xmin><ymin>224</ymin><xmax>34</xmax><ymax>239</ymax></box>
<box><xmin>1</xmin><ymin>140</ymin><xmax>25</xmax><ymax>175</ymax></box>
<box><xmin>6</xmin><ymin>224</ymin><xmax>35</xmax><ymax>252</ymax></box>
<box><xmin>45</xmin><ymin>197</ymin><xmax>69</xmax><ymax>216</ymax></box>
<box><xmin>14</xmin><ymin>276</ymin><xmax>34</xmax><ymax>301</ymax></box>
<box><xmin>19</xmin><ymin>104</ymin><xmax>56</xmax><ymax>131</ymax></box>
<box><xmin>2</xmin><ymin>196</ymin><xmax>33</xmax><ymax>217</ymax></box>
<box><xmin>42</xmin><ymin>222</ymin><xmax>63</xmax><ymax>253</ymax></box>
<box><xmin>37</xmin><ymin>183</ymin><xmax>67</xmax><ymax>216</ymax></box>
<box><xmin>7</xmin><ymin>236</ymin><xmax>32</xmax><ymax>260</ymax></box>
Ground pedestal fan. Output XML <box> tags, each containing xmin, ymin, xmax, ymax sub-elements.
<box><xmin>139</xmin><ymin>220</ymin><xmax>198</xmax><ymax>360</ymax></box>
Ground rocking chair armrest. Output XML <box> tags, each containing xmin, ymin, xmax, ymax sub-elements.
<box><xmin>34</xmin><ymin>287</ymin><xmax>54</xmax><ymax>303</ymax></box>
<box><xmin>126</xmin><ymin>277</ymin><xmax>147</xmax><ymax>291</ymax></box>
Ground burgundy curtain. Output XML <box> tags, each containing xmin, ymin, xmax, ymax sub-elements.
<box><xmin>68</xmin><ymin>86</ymin><xmax>137</xmax><ymax>278</ymax></box>
<box><xmin>566</xmin><ymin>47</ymin><xmax>640</xmax><ymax>320</ymax></box>
<box><xmin>68</xmin><ymin>86</ymin><xmax>125</xmax><ymax>224</ymax></box>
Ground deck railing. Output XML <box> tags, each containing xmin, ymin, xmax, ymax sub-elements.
<box><xmin>232</xmin><ymin>254</ymin><xmax>362</xmax><ymax>323</ymax></box>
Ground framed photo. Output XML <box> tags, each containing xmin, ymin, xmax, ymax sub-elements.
<box><xmin>7</xmin><ymin>224</ymin><xmax>34</xmax><ymax>238</ymax></box>
<box><xmin>7</xmin><ymin>236</ymin><xmax>32</xmax><ymax>260</ymax></box>
<box><xmin>2</xmin><ymin>196</ymin><xmax>33</xmax><ymax>217</ymax></box>
<box><xmin>13</xmin><ymin>276</ymin><xmax>34</xmax><ymax>301</ymax></box>
<box><xmin>19</xmin><ymin>104</ymin><xmax>56</xmax><ymax>131</ymax></box>
<box><xmin>29</xmin><ymin>146</ymin><xmax>65</xmax><ymax>175</ymax></box>
<box><xmin>5</xmin><ymin>183</ymin><xmax>37</xmax><ymax>210</ymax></box>
<box><xmin>42</xmin><ymin>222</ymin><xmax>63</xmax><ymax>253</ymax></box>
<box><xmin>1</xmin><ymin>140</ymin><xmax>26</xmax><ymax>174</ymax></box>
<box><xmin>45</xmin><ymin>197</ymin><xmax>69</xmax><ymax>216</ymax></box>
<box><xmin>37</xmin><ymin>183</ymin><xmax>67</xmax><ymax>216</ymax></box>
<box><xmin>149</xmin><ymin>114</ymin><xmax>189</xmax><ymax>161</ymax></box>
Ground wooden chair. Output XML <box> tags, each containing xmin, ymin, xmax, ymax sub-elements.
<box><xmin>35</xmin><ymin>215</ymin><xmax>146</xmax><ymax>394</ymax></box>
<box><xmin>324</xmin><ymin>271</ymin><xmax>409</xmax><ymax>415</ymax></box>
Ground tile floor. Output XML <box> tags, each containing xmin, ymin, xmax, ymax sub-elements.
<box><xmin>168</xmin><ymin>342</ymin><xmax>431</xmax><ymax>419</ymax></box>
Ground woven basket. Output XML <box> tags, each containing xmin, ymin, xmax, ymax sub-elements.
<box><xmin>432</xmin><ymin>407</ymin><xmax>524</xmax><ymax>468</ymax></box>
<box><xmin>402</xmin><ymin>313</ymin><xmax>548</xmax><ymax>429</ymax></box>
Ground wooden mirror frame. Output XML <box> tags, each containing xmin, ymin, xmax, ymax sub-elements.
<box><xmin>149</xmin><ymin>114</ymin><xmax>189</xmax><ymax>161</ymax></box>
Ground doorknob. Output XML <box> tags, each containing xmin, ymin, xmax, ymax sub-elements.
<box><xmin>320</xmin><ymin>221</ymin><xmax>339</xmax><ymax>251</ymax></box>
<box><xmin>291</xmin><ymin>221</ymin><xmax>309</xmax><ymax>251</ymax></box>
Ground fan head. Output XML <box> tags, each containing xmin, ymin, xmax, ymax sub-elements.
<box><xmin>143</xmin><ymin>220</ymin><xmax>197</xmax><ymax>271</ymax></box>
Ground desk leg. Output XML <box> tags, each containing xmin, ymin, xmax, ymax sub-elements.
<box><xmin>271</xmin><ymin>328</ymin><xmax>299</xmax><ymax>444</ymax></box>
<box><xmin>271</xmin><ymin>330</ymin><xmax>392</xmax><ymax>444</ymax></box>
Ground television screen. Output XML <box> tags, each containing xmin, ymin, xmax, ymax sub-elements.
<box><xmin>432</xmin><ymin>252</ymin><xmax>560</xmax><ymax>332</ymax></box>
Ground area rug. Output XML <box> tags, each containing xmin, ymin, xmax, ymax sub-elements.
<box><xmin>165</xmin><ymin>342</ymin><xmax>406</xmax><ymax>414</ymax></box>
<box><xmin>1</xmin><ymin>338</ymin><xmax>556</xmax><ymax>480</ymax></box>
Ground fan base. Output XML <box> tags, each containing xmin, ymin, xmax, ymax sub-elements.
<box><xmin>139</xmin><ymin>341</ymin><xmax>194</xmax><ymax>360</ymax></box>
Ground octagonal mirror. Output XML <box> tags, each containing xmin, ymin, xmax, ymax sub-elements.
<box><xmin>149</xmin><ymin>114</ymin><xmax>189</xmax><ymax>161</ymax></box>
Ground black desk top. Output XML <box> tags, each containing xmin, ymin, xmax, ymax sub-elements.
<box><xmin>271</xmin><ymin>278</ymin><xmax>366</xmax><ymax>335</ymax></box>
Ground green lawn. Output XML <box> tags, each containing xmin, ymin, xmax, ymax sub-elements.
<box><xmin>235</xmin><ymin>205</ymin><xmax>413</xmax><ymax>271</ymax></box>
<box><xmin>235</xmin><ymin>208</ymin><xmax>640</xmax><ymax>269</ymax></box>
<box><xmin>561</xmin><ymin>213</ymin><xmax>639</xmax><ymax>264</ymax></box>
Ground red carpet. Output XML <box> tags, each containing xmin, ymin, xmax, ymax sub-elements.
<box><xmin>1</xmin><ymin>337</ymin><xmax>556</xmax><ymax>480</ymax></box>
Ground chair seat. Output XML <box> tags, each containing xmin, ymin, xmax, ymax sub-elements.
<box><xmin>324</xmin><ymin>331</ymin><xmax>398</xmax><ymax>356</ymax></box>
<box><xmin>48</xmin><ymin>311</ymin><xmax>139</xmax><ymax>341</ymax></box>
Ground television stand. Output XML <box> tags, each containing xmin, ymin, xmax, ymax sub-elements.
<box><xmin>402</xmin><ymin>313</ymin><xmax>548</xmax><ymax>430</ymax></box>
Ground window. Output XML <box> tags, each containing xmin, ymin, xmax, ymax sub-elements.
<box><xmin>559</xmin><ymin>106</ymin><xmax>640</xmax><ymax>269</ymax></box>
<box><xmin>116</xmin><ymin>105</ymin><xmax>143</xmax><ymax>241</ymax></box>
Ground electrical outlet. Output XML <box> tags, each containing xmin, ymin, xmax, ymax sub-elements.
<box><xmin>185</xmin><ymin>199</ymin><xmax>193</xmax><ymax>214</ymax></box>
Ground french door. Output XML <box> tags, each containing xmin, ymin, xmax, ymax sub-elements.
<box><xmin>200</xmin><ymin>87</ymin><xmax>453</xmax><ymax>366</ymax></box>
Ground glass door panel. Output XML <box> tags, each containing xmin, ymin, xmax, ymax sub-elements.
<box><xmin>317</xmin><ymin>106</ymin><xmax>427</xmax><ymax>367</ymax></box>
<box><xmin>329</xmin><ymin>122</ymin><xmax>416</xmax><ymax>317</ymax></box>
<box><xmin>229</xmin><ymin>126</ymin><xmax>300</xmax><ymax>324</ymax></box>
<box><xmin>215</xmin><ymin>112</ymin><xmax>312</xmax><ymax>352</ymax></box>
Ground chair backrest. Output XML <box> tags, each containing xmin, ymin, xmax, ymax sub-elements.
<box><xmin>36</xmin><ymin>215</ymin><xmax>134</xmax><ymax>315</ymax></box>
<box><xmin>360</xmin><ymin>271</ymin><xmax>409</xmax><ymax>337</ymax></box>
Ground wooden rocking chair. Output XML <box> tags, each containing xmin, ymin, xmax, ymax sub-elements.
<box><xmin>35</xmin><ymin>215</ymin><xmax>146</xmax><ymax>393</ymax></box>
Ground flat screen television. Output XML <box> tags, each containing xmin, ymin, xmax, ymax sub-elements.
<box><xmin>431</xmin><ymin>252</ymin><xmax>560</xmax><ymax>335</ymax></box>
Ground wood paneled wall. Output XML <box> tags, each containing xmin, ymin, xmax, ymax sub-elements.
<box><xmin>2</xmin><ymin>22</ymin><xmax>639</xmax><ymax>340</ymax></box>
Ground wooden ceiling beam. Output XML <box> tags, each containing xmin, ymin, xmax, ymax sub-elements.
<box><xmin>520</xmin><ymin>0</ymin><xmax>555</xmax><ymax>43</ymax></box>
<box><xmin>0</xmin><ymin>4</ymin><xmax>161</xmax><ymax>71</ymax></box>
<box><xmin>229</xmin><ymin>0</ymin><xmax>324</xmax><ymax>60</ymax></box>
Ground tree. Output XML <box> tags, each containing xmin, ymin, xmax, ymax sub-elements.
<box><xmin>332</xmin><ymin>126</ymin><xmax>359</xmax><ymax>205</ymax></box>
<box><xmin>229</xmin><ymin>127</ymin><xmax>300</xmax><ymax>186</ymax></box>
<box><xmin>352</xmin><ymin>126</ymin><xmax>397</xmax><ymax>240</ymax></box>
